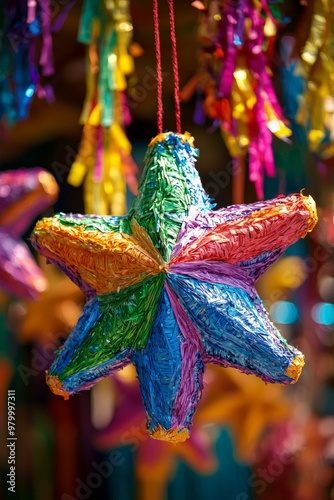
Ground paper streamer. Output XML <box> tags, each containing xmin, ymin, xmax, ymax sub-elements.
<box><xmin>192</xmin><ymin>0</ymin><xmax>291</xmax><ymax>200</ymax></box>
<box><xmin>67</xmin><ymin>0</ymin><xmax>138</xmax><ymax>215</ymax></box>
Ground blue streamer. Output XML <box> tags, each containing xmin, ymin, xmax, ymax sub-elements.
<box><xmin>167</xmin><ymin>273</ymin><xmax>298</xmax><ymax>384</ymax></box>
<box><xmin>132</xmin><ymin>287</ymin><xmax>183</xmax><ymax>431</ymax></box>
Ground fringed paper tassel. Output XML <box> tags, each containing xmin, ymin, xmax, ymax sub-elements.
<box><xmin>192</xmin><ymin>0</ymin><xmax>291</xmax><ymax>200</ymax></box>
<box><xmin>279</xmin><ymin>35</ymin><xmax>307</xmax><ymax>145</ymax></box>
<box><xmin>292</xmin><ymin>0</ymin><xmax>334</xmax><ymax>158</ymax></box>
<box><xmin>0</xmin><ymin>0</ymin><xmax>73</xmax><ymax>125</ymax></box>
<box><xmin>67</xmin><ymin>0</ymin><xmax>138</xmax><ymax>216</ymax></box>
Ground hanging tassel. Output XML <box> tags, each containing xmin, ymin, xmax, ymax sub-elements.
<box><xmin>0</xmin><ymin>1</ymin><xmax>74</xmax><ymax>125</ymax></box>
<box><xmin>293</xmin><ymin>0</ymin><xmax>334</xmax><ymax>157</ymax></box>
<box><xmin>193</xmin><ymin>0</ymin><xmax>291</xmax><ymax>201</ymax></box>
<box><xmin>68</xmin><ymin>0</ymin><xmax>138</xmax><ymax>216</ymax></box>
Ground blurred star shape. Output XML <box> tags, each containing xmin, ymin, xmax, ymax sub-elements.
<box><xmin>197</xmin><ymin>366</ymin><xmax>292</xmax><ymax>461</ymax></box>
<box><xmin>0</xmin><ymin>168</ymin><xmax>58</xmax><ymax>299</ymax></box>
<box><xmin>12</xmin><ymin>260</ymin><xmax>84</xmax><ymax>346</ymax></box>
<box><xmin>94</xmin><ymin>366</ymin><xmax>216</xmax><ymax>500</ymax></box>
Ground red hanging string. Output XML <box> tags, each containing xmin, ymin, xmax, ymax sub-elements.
<box><xmin>152</xmin><ymin>0</ymin><xmax>164</xmax><ymax>133</ymax></box>
<box><xmin>152</xmin><ymin>0</ymin><xmax>182</xmax><ymax>134</ymax></box>
<box><xmin>167</xmin><ymin>0</ymin><xmax>181</xmax><ymax>133</ymax></box>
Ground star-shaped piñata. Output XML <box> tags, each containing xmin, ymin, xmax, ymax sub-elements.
<box><xmin>0</xmin><ymin>168</ymin><xmax>58</xmax><ymax>299</ymax></box>
<box><xmin>31</xmin><ymin>132</ymin><xmax>317</xmax><ymax>443</ymax></box>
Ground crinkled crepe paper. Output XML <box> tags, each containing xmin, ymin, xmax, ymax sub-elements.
<box><xmin>14</xmin><ymin>261</ymin><xmax>83</xmax><ymax>345</ymax></box>
<box><xmin>67</xmin><ymin>0</ymin><xmax>138</xmax><ymax>215</ymax></box>
<box><xmin>94</xmin><ymin>368</ymin><xmax>216</xmax><ymax>500</ymax></box>
<box><xmin>193</xmin><ymin>0</ymin><xmax>290</xmax><ymax>199</ymax></box>
<box><xmin>0</xmin><ymin>168</ymin><xmax>58</xmax><ymax>299</ymax></box>
<box><xmin>31</xmin><ymin>132</ymin><xmax>317</xmax><ymax>443</ymax></box>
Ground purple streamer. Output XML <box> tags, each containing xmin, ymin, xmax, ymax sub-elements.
<box><xmin>37</xmin><ymin>0</ymin><xmax>54</xmax><ymax>76</ymax></box>
<box><xmin>172</xmin><ymin>201</ymin><xmax>278</xmax><ymax>258</ymax></box>
<box><xmin>166</xmin><ymin>284</ymin><xmax>204</xmax><ymax>429</ymax></box>
<box><xmin>169</xmin><ymin>260</ymin><xmax>256</xmax><ymax>297</ymax></box>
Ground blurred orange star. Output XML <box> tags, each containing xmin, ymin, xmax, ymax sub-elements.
<box><xmin>12</xmin><ymin>260</ymin><xmax>84</xmax><ymax>346</ymax></box>
<box><xmin>197</xmin><ymin>366</ymin><xmax>292</xmax><ymax>461</ymax></box>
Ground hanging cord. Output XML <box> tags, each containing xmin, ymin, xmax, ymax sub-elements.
<box><xmin>153</xmin><ymin>0</ymin><xmax>164</xmax><ymax>133</ymax></box>
<box><xmin>152</xmin><ymin>0</ymin><xmax>182</xmax><ymax>133</ymax></box>
<box><xmin>167</xmin><ymin>0</ymin><xmax>181</xmax><ymax>133</ymax></box>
